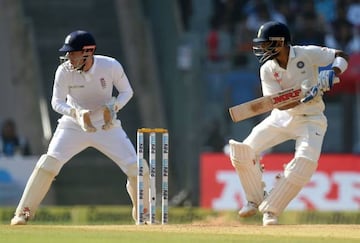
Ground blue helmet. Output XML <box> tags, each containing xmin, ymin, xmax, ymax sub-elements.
<box><xmin>59</xmin><ymin>30</ymin><xmax>96</xmax><ymax>52</ymax></box>
<box><xmin>252</xmin><ymin>21</ymin><xmax>291</xmax><ymax>63</ymax></box>
<box><xmin>59</xmin><ymin>30</ymin><xmax>96</xmax><ymax>71</ymax></box>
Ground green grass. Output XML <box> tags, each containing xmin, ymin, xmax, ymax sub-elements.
<box><xmin>2</xmin><ymin>206</ymin><xmax>360</xmax><ymax>225</ymax></box>
<box><xmin>1</xmin><ymin>224</ymin><xmax>360</xmax><ymax>243</ymax></box>
<box><xmin>1</xmin><ymin>206</ymin><xmax>360</xmax><ymax>242</ymax></box>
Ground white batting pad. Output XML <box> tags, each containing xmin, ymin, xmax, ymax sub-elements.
<box><xmin>14</xmin><ymin>155</ymin><xmax>60</xmax><ymax>218</ymax></box>
<box><xmin>259</xmin><ymin>157</ymin><xmax>317</xmax><ymax>215</ymax></box>
<box><xmin>126</xmin><ymin>163</ymin><xmax>150</xmax><ymax>222</ymax></box>
<box><xmin>229</xmin><ymin>140</ymin><xmax>265</xmax><ymax>205</ymax></box>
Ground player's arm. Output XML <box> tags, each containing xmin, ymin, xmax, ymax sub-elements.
<box><xmin>51</xmin><ymin>67</ymin><xmax>74</xmax><ymax>116</ymax></box>
<box><xmin>105</xmin><ymin>61</ymin><xmax>133</xmax><ymax>113</ymax></box>
<box><xmin>332</xmin><ymin>50</ymin><xmax>349</xmax><ymax>76</ymax></box>
<box><xmin>302</xmin><ymin>49</ymin><xmax>349</xmax><ymax>103</ymax></box>
<box><xmin>113</xmin><ymin>62</ymin><xmax>134</xmax><ymax>110</ymax></box>
<box><xmin>102</xmin><ymin>61</ymin><xmax>133</xmax><ymax>130</ymax></box>
<box><xmin>318</xmin><ymin>50</ymin><xmax>349</xmax><ymax>91</ymax></box>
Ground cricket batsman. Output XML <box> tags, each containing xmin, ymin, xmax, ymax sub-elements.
<box><xmin>11</xmin><ymin>30</ymin><xmax>149</xmax><ymax>225</ymax></box>
<box><xmin>229</xmin><ymin>21</ymin><xmax>349</xmax><ymax>225</ymax></box>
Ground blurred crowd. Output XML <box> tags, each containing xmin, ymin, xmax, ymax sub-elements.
<box><xmin>201</xmin><ymin>0</ymin><xmax>360</xmax><ymax>152</ymax></box>
<box><xmin>206</xmin><ymin>0</ymin><xmax>360</xmax><ymax>59</ymax></box>
<box><xmin>0</xmin><ymin>119</ymin><xmax>31</xmax><ymax>157</ymax></box>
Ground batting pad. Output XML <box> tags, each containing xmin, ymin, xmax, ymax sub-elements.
<box><xmin>126</xmin><ymin>162</ymin><xmax>150</xmax><ymax>222</ymax></box>
<box><xmin>229</xmin><ymin>140</ymin><xmax>265</xmax><ymax>205</ymax></box>
<box><xmin>15</xmin><ymin>155</ymin><xmax>61</xmax><ymax>218</ymax></box>
<box><xmin>259</xmin><ymin>157</ymin><xmax>317</xmax><ymax>215</ymax></box>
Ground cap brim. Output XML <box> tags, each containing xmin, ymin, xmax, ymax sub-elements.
<box><xmin>253</xmin><ymin>37</ymin><xmax>268</xmax><ymax>43</ymax></box>
<box><xmin>59</xmin><ymin>44</ymin><xmax>74</xmax><ymax>52</ymax></box>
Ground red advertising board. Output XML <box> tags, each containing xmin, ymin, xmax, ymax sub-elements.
<box><xmin>200</xmin><ymin>153</ymin><xmax>360</xmax><ymax>211</ymax></box>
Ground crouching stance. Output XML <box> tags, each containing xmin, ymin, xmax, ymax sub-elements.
<box><xmin>11</xmin><ymin>30</ymin><xmax>148</xmax><ymax>225</ymax></box>
<box><xmin>229</xmin><ymin>21</ymin><xmax>348</xmax><ymax>226</ymax></box>
<box><xmin>11</xmin><ymin>155</ymin><xmax>150</xmax><ymax>225</ymax></box>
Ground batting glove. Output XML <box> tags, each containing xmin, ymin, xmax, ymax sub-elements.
<box><xmin>318</xmin><ymin>70</ymin><xmax>335</xmax><ymax>92</ymax></box>
<box><xmin>301</xmin><ymin>85</ymin><xmax>319</xmax><ymax>103</ymax></box>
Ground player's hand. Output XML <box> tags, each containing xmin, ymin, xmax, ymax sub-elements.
<box><xmin>301</xmin><ymin>85</ymin><xmax>319</xmax><ymax>103</ymax></box>
<box><xmin>318</xmin><ymin>70</ymin><xmax>336</xmax><ymax>92</ymax></box>
<box><xmin>70</xmin><ymin>108</ymin><xmax>97</xmax><ymax>132</ymax></box>
<box><xmin>102</xmin><ymin>97</ymin><xmax>118</xmax><ymax>130</ymax></box>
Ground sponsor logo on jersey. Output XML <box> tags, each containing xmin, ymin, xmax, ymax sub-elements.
<box><xmin>69</xmin><ymin>85</ymin><xmax>85</xmax><ymax>89</ymax></box>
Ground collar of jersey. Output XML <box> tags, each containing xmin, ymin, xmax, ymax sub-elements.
<box><xmin>84</xmin><ymin>55</ymin><xmax>97</xmax><ymax>75</ymax></box>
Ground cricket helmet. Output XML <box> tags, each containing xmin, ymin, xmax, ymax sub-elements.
<box><xmin>252</xmin><ymin>21</ymin><xmax>291</xmax><ymax>63</ymax></box>
<box><xmin>59</xmin><ymin>30</ymin><xmax>96</xmax><ymax>52</ymax></box>
<box><xmin>59</xmin><ymin>30</ymin><xmax>96</xmax><ymax>71</ymax></box>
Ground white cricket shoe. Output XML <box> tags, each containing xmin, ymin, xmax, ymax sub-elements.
<box><xmin>10</xmin><ymin>215</ymin><xmax>28</xmax><ymax>225</ymax></box>
<box><xmin>238</xmin><ymin>201</ymin><xmax>258</xmax><ymax>218</ymax></box>
<box><xmin>133</xmin><ymin>207</ymin><xmax>151</xmax><ymax>225</ymax></box>
<box><xmin>10</xmin><ymin>207</ymin><xmax>31</xmax><ymax>226</ymax></box>
<box><xmin>263</xmin><ymin>212</ymin><xmax>278</xmax><ymax>226</ymax></box>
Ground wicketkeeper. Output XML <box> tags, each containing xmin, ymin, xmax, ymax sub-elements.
<box><xmin>229</xmin><ymin>21</ymin><xmax>348</xmax><ymax>226</ymax></box>
<box><xmin>11</xmin><ymin>30</ymin><xmax>149</xmax><ymax>225</ymax></box>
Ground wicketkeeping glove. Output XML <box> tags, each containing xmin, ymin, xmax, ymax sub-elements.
<box><xmin>70</xmin><ymin>108</ymin><xmax>97</xmax><ymax>132</ymax></box>
<box><xmin>102</xmin><ymin>97</ymin><xmax>119</xmax><ymax>130</ymax></box>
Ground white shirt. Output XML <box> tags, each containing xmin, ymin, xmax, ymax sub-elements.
<box><xmin>51</xmin><ymin>55</ymin><xmax>133</xmax><ymax>130</ymax></box>
<box><xmin>260</xmin><ymin>45</ymin><xmax>336</xmax><ymax>118</ymax></box>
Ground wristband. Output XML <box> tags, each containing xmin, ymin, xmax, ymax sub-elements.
<box><xmin>331</xmin><ymin>56</ymin><xmax>348</xmax><ymax>74</ymax></box>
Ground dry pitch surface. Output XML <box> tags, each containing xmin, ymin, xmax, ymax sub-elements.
<box><xmin>2</xmin><ymin>223</ymin><xmax>360</xmax><ymax>243</ymax></box>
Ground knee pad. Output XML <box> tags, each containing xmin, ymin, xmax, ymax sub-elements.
<box><xmin>229</xmin><ymin>139</ymin><xmax>256</xmax><ymax>169</ymax></box>
<box><xmin>229</xmin><ymin>139</ymin><xmax>264</xmax><ymax>204</ymax></box>
<box><xmin>36</xmin><ymin>155</ymin><xmax>62</xmax><ymax>176</ymax></box>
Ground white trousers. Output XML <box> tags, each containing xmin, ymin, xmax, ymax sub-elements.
<box><xmin>47</xmin><ymin>125</ymin><xmax>137</xmax><ymax>176</ymax></box>
<box><xmin>244</xmin><ymin>112</ymin><xmax>327</xmax><ymax>162</ymax></box>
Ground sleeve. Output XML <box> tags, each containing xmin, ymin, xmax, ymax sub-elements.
<box><xmin>303</xmin><ymin>45</ymin><xmax>336</xmax><ymax>67</ymax></box>
<box><xmin>112</xmin><ymin>61</ymin><xmax>134</xmax><ymax>110</ymax></box>
<box><xmin>51</xmin><ymin>66</ymin><xmax>74</xmax><ymax>116</ymax></box>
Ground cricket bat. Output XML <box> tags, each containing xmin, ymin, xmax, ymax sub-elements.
<box><xmin>229</xmin><ymin>76</ymin><xmax>340</xmax><ymax>123</ymax></box>
<box><xmin>229</xmin><ymin>86</ymin><xmax>303</xmax><ymax>122</ymax></box>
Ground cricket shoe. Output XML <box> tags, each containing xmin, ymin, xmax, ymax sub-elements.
<box><xmin>10</xmin><ymin>207</ymin><xmax>30</xmax><ymax>226</ymax></box>
<box><xmin>133</xmin><ymin>207</ymin><xmax>151</xmax><ymax>225</ymax></box>
<box><xmin>136</xmin><ymin>213</ymin><xmax>152</xmax><ymax>225</ymax></box>
<box><xmin>263</xmin><ymin>212</ymin><xmax>278</xmax><ymax>226</ymax></box>
<box><xmin>238</xmin><ymin>201</ymin><xmax>258</xmax><ymax>218</ymax></box>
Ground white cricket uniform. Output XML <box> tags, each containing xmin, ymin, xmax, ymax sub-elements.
<box><xmin>48</xmin><ymin>55</ymin><xmax>137</xmax><ymax>176</ymax></box>
<box><xmin>244</xmin><ymin>45</ymin><xmax>337</xmax><ymax>162</ymax></box>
